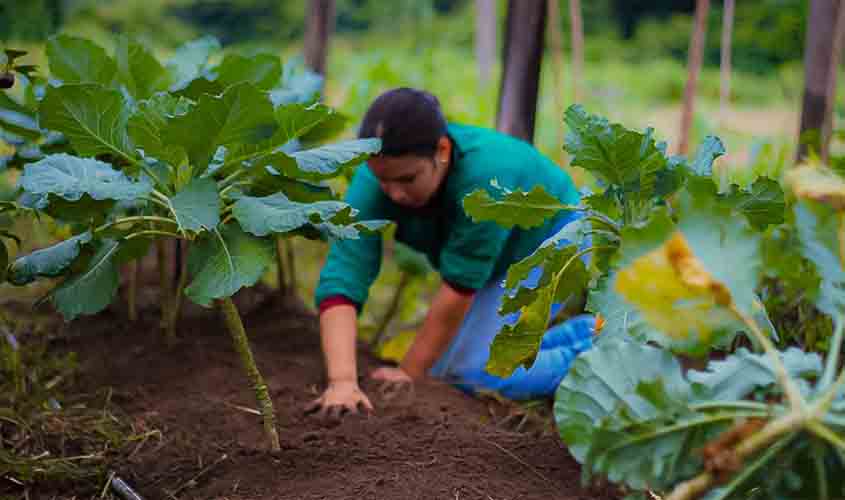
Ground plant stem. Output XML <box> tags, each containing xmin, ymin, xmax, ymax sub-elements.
<box><xmin>166</xmin><ymin>241</ymin><xmax>189</xmax><ymax>341</ymax></box>
<box><xmin>666</xmin><ymin>411</ymin><xmax>803</xmax><ymax>500</ymax></box>
<box><xmin>125</xmin><ymin>230</ymin><xmax>183</xmax><ymax>241</ymax></box>
<box><xmin>820</xmin><ymin>314</ymin><xmax>845</xmax><ymax>390</ymax></box>
<box><xmin>219</xmin><ymin>169</ymin><xmax>248</xmax><ymax>189</ymax></box>
<box><xmin>812</xmin><ymin>365</ymin><xmax>845</xmax><ymax>417</ymax></box>
<box><xmin>276</xmin><ymin>237</ymin><xmax>288</xmax><ymax>299</ymax></box>
<box><xmin>143</xmin><ymin>196</ymin><xmax>170</xmax><ymax>211</ymax></box>
<box><xmin>216</xmin><ymin>296</ymin><xmax>281</xmax><ymax>452</ymax></box>
<box><xmin>127</xmin><ymin>261</ymin><xmax>139</xmax><ymax>322</ymax></box>
<box><xmin>730</xmin><ymin>304</ymin><xmax>805</xmax><ymax>411</ymax></box>
<box><xmin>156</xmin><ymin>240</ymin><xmax>173</xmax><ymax>346</ymax></box>
<box><xmin>807</xmin><ymin>420</ymin><xmax>845</xmax><ymax>450</ymax></box>
<box><xmin>286</xmin><ymin>238</ymin><xmax>297</xmax><ymax>297</ymax></box>
<box><xmin>95</xmin><ymin>216</ymin><xmax>177</xmax><ymax>234</ymax></box>
<box><xmin>371</xmin><ymin>271</ymin><xmax>411</xmax><ymax>349</ymax></box>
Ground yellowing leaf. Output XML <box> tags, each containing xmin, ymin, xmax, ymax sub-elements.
<box><xmin>614</xmin><ymin>232</ymin><xmax>736</xmax><ymax>343</ymax></box>
<box><xmin>786</xmin><ymin>164</ymin><xmax>845</xmax><ymax>210</ymax></box>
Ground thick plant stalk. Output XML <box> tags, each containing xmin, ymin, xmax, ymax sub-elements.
<box><xmin>166</xmin><ymin>241</ymin><xmax>189</xmax><ymax>341</ymax></box>
<box><xmin>678</xmin><ymin>0</ymin><xmax>710</xmax><ymax>155</ymax></box>
<box><xmin>127</xmin><ymin>261</ymin><xmax>139</xmax><ymax>322</ymax></box>
<box><xmin>371</xmin><ymin>272</ymin><xmax>411</xmax><ymax>349</ymax></box>
<box><xmin>155</xmin><ymin>240</ymin><xmax>173</xmax><ymax>344</ymax></box>
<box><xmin>216</xmin><ymin>297</ymin><xmax>280</xmax><ymax>452</ymax></box>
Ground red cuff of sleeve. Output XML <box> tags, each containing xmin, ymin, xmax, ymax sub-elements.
<box><xmin>318</xmin><ymin>295</ymin><xmax>359</xmax><ymax>314</ymax></box>
<box><xmin>444</xmin><ymin>279</ymin><xmax>477</xmax><ymax>297</ymax></box>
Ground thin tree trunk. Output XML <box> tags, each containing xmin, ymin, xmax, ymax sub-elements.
<box><xmin>475</xmin><ymin>0</ymin><xmax>497</xmax><ymax>88</ymax></box>
<box><xmin>546</xmin><ymin>0</ymin><xmax>565</xmax><ymax>163</ymax></box>
<box><xmin>798</xmin><ymin>0</ymin><xmax>841</xmax><ymax>161</ymax></box>
<box><xmin>497</xmin><ymin>0</ymin><xmax>548</xmax><ymax>143</ymax></box>
<box><xmin>569</xmin><ymin>0</ymin><xmax>584</xmax><ymax>104</ymax></box>
<box><xmin>678</xmin><ymin>0</ymin><xmax>710</xmax><ymax>155</ymax></box>
<box><xmin>303</xmin><ymin>0</ymin><xmax>335</xmax><ymax>76</ymax></box>
<box><xmin>216</xmin><ymin>297</ymin><xmax>281</xmax><ymax>452</ymax></box>
<box><xmin>822</xmin><ymin>2</ymin><xmax>845</xmax><ymax>162</ymax></box>
<box><xmin>719</xmin><ymin>0</ymin><xmax>734</xmax><ymax>120</ymax></box>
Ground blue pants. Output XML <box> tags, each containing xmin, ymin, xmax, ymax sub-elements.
<box><xmin>429</xmin><ymin>215</ymin><xmax>594</xmax><ymax>400</ymax></box>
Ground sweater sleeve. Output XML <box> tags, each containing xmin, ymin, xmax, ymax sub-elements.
<box><xmin>314</xmin><ymin>166</ymin><xmax>387</xmax><ymax>310</ymax></box>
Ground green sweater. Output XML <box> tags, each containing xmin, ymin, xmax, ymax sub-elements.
<box><xmin>314</xmin><ymin>123</ymin><xmax>580</xmax><ymax>308</ymax></box>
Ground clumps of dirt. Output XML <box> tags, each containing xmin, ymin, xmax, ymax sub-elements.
<box><xmin>22</xmin><ymin>294</ymin><xmax>620</xmax><ymax>500</ymax></box>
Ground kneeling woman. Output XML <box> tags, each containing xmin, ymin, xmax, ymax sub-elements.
<box><xmin>309</xmin><ymin>88</ymin><xmax>594</xmax><ymax>415</ymax></box>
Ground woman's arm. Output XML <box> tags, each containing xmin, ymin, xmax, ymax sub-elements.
<box><xmin>399</xmin><ymin>282</ymin><xmax>474</xmax><ymax>379</ymax></box>
<box><xmin>305</xmin><ymin>303</ymin><xmax>374</xmax><ymax>416</ymax></box>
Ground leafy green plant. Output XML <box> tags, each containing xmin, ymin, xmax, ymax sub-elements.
<box><xmin>464</xmin><ymin>106</ymin><xmax>845</xmax><ymax>498</ymax></box>
<box><xmin>6</xmin><ymin>34</ymin><xmax>386</xmax><ymax>451</ymax></box>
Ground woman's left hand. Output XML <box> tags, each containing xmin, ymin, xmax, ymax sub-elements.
<box><xmin>370</xmin><ymin>366</ymin><xmax>415</xmax><ymax>404</ymax></box>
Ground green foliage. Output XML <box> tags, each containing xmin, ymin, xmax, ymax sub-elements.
<box><xmin>469</xmin><ymin>106</ymin><xmax>845</xmax><ymax>498</ymax></box>
<box><xmin>7</xmin><ymin>34</ymin><xmax>385</xmax><ymax>320</ymax></box>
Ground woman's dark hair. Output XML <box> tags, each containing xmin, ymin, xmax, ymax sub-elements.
<box><xmin>358</xmin><ymin>87</ymin><xmax>447</xmax><ymax>157</ymax></box>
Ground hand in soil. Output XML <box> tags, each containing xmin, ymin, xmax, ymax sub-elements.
<box><xmin>371</xmin><ymin>366</ymin><xmax>415</xmax><ymax>405</ymax></box>
<box><xmin>304</xmin><ymin>380</ymin><xmax>374</xmax><ymax>419</ymax></box>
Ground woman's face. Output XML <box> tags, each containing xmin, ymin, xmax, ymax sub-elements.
<box><xmin>368</xmin><ymin>136</ymin><xmax>451</xmax><ymax>208</ymax></box>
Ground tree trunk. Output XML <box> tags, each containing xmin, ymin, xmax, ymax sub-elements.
<box><xmin>546</xmin><ymin>0</ymin><xmax>565</xmax><ymax>163</ymax></box>
<box><xmin>678</xmin><ymin>0</ymin><xmax>710</xmax><ymax>155</ymax></box>
<box><xmin>822</xmin><ymin>2</ymin><xmax>845</xmax><ymax>162</ymax></box>
<box><xmin>303</xmin><ymin>0</ymin><xmax>335</xmax><ymax>76</ymax></box>
<box><xmin>569</xmin><ymin>0</ymin><xmax>584</xmax><ymax>104</ymax></box>
<box><xmin>497</xmin><ymin>0</ymin><xmax>547</xmax><ymax>143</ymax></box>
<box><xmin>475</xmin><ymin>0</ymin><xmax>497</xmax><ymax>88</ymax></box>
<box><xmin>797</xmin><ymin>0</ymin><xmax>841</xmax><ymax>161</ymax></box>
<box><xmin>719</xmin><ymin>0</ymin><xmax>734</xmax><ymax>120</ymax></box>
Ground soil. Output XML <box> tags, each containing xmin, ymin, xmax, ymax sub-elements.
<box><xmin>20</xmin><ymin>288</ymin><xmax>620</xmax><ymax>500</ymax></box>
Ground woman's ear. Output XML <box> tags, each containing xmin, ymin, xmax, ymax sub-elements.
<box><xmin>436</xmin><ymin>136</ymin><xmax>452</xmax><ymax>166</ymax></box>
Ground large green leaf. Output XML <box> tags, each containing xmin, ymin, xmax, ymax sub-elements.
<box><xmin>18</xmin><ymin>154</ymin><xmax>152</xmax><ymax>202</ymax></box>
<box><xmin>274</xmin><ymin>102</ymin><xmax>336</xmax><ymax>141</ymax></box>
<box><xmin>185</xmin><ymin>224</ymin><xmax>273</xmax><ymax>306</ymax></box>
<box><xmin>258</xmin><ymin>138</ymin><xmax>381</xmax><ymax>181</ymax></box>
<box><xmin>245</xmin><ymin>168</ymin><xmax>336</xmax><ymax>201</ymax></box>
<box><xmin>114</xmin><ymin>36</ymin><xmax>170</xmax><ymax>100</ymax></box>
<box><xmin>555</xmin><ymin>339</ymin><xmax>704</xmax><ymax>491</ymax></box>
<box><xmin>162</xmin><ymin>82</ymin><xmax>277</xmax><ymax>172</ymax></box>
<box><xmin>687</xmin><ymin>347</ymin><xmax>822</xmax><ymax>401</ymax></box>
<box><xmin>51</xmin><ymin>239</ymin><xmax>121</xmax><ymax>321</ymax></box>
<box><xmin>166</xmin><ymin>36</ymin><xmax>221</xmax><ymax>91</ymax></box>
<box><xmin>167</xmin><ymin>178</ymin><xmax>220</xmax><ymax>232</ymax></box>
<box><xmin>46</xmin><ymin>35</ymin><xmax>116</xmax><ymax>86</ymax></box>
<box><xmin>794</xmin><ymin>201</ymin><xmax>845</xmax><ymax>316</ymax></box>
<box><xmin>39</xmin><ymin>84</ymin><xmax>134</xmax><ymax>160</ymax></box>
<box><xmin>232</xmin><ymin>193</ymin><xmax>387</xmax><ymax>240</ymax></box>
<box><xmin>8</xmin><ymin>231</ymin><xmax>92</xmax><ymax>285</ymax></box>
<box><xmin>486</xmin><ymin>243</ymin><xmax>589</xmax><ymax>377</ymax></box>
<box><xmin>463</xmin><ymin>182</ymin><xmax>575</xmax><ymax>229</ymax></box>
<box><xmin>216</xmin><ymin>53</ymin><xmax>282</xmax><ymax>90</ymax></box>
<box><xmin>687</xmin><ymin>176</ymin><xmax>785</xmax><ymax>229</ymax></box>
<box><xmin>563</xmin><ymin>105</ymin><xmax>668</xmax><ymax>207</ymax></box>
<box><xmin>127</xmin><ymin>93</ymin><xmax>193</xmax><ymax>167</ymax></box>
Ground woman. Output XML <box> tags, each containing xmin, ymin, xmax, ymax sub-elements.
<box><xmin>307</xmin><ymin>88</ymin><xmax>593</xmax><ymax>417</ymax></box>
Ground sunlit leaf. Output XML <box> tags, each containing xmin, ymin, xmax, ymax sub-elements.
<box><xmin>39</xmin><ymin>84</ymin><xmax>134</xmax><ymax>160</ymax></box>
<box><xmin>167</xmin><ymin>178</ymin><xmax>220</xmax><ymax>232</ymax></box>
<box><xmin>46</xmin><ymin>35</ymin><xmax>116</xmax><ymax>86</ymax></box>
<box><xmin>787</xmin><ymin>164</ymin><xmax>845</xmax><ymax>210</ymax></box>
<box><xmin>115</xmin><ymin>36</ymin><xmax>170</xmax><ymax>100</ymax></box>
<box><xmin>18</xmin><ymin>154</ymin><xmax>152</xmax><ymax>202</ymax></box>
<box><xmin>215</xmin><ymin>52</ymin><xmax>282</xmax><ymax>90</ymax></box>
<box><xmin>258</xmin><ymin>138</ymin><xmax>381</xmax><ymax>181</ymax></box>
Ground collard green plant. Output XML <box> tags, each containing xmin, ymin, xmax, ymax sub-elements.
<box><xmin>464</xmin><ymin>106</ymin><xmax>845</xmax><ymax>498</ymax></box>
<box><xmin>7</xmin><ymin>34</ymin><xmax>386</xmax><ymax>451</ymax></box>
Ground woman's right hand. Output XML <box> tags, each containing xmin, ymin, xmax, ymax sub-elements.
<box><xmin>304</xmin><ymin>380</ymin><xmax>374</xmax><ymax>419</ymax></box>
